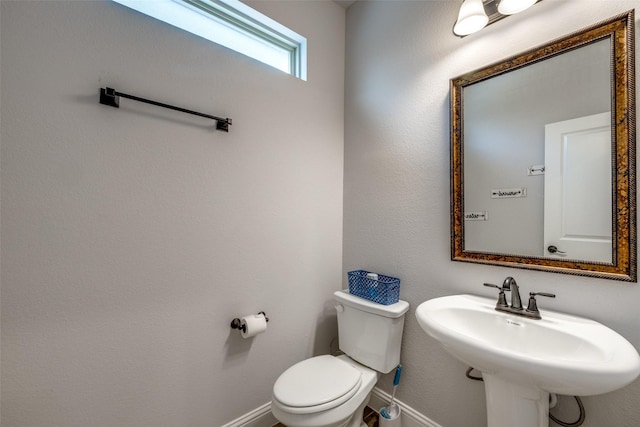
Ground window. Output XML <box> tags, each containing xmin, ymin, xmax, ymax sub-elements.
<box><xmin>113</xmin><ymin>0</ymin><xmax>307</xmax><ymax>80</ymax></box>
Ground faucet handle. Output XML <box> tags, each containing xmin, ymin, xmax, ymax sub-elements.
<box><xmin>531</xmin><ymin>292</ymin><xmax>556</xmax><ymax>298</ymax></box>
<box><xmin>483</xmin><ymin>283</ymin><xmax>509</xmax><ymax>308</ymax></box>
<box><xmin>526</xmin><ymin>292</ymin><xmax>556</xmax><ymax>318</ymax></box>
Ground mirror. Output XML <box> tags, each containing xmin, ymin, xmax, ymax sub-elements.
<box><xmin>451</xmin><ymin>11</ymin><xmax>636</xmax><ymax>281</ymax></box>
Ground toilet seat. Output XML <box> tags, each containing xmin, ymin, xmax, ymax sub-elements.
<box><xmin>272</xmin><ymin>355</ymin><xmax>362</xmax><ymax>415</ymax></box>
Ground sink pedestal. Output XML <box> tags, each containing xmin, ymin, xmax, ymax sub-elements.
<box><xmin>484</xmin><ymin>374</ymin><xmax>550</xmax><ymax>427</ymax></box>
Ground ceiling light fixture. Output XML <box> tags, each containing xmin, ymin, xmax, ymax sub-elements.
<box><xmin>453</xmin><ymin>0</ymin><xmax>489</xmax><ymax>36</ymax></box>
<box><xmin>497</xmin><ymin>0</ymin><xmax>537</xmax><ymax>15</ymax></box>
<box><xmin>453</xmin><ymin>0</ymin><xmax>542</xmax><ymax>37</ymax></box>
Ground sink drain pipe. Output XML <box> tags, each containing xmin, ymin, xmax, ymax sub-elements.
<box><xmin>465</xmin><ymin>367</ymin><xmax>585</xmax><ymax>426</ymax></box>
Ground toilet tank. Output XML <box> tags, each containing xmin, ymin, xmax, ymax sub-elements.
<box><xmin>334</xmin><ymin>290</ymin><xmax>410</xmax><ymax>374</ymax></box>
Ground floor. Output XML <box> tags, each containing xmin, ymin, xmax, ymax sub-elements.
<box><xmin>273</xmin><ymin>406</ymin><xmax>379</xmax><ymax>427</ymax></box>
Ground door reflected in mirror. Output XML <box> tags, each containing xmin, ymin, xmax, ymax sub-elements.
<box><xmin>451</xmin><ymin>11</ymin><xmax>636</xmax><ymax>281</ymax></box>
<box><xmin>543</xmin><ymin>112</ymin><xmax>612</xmax><ymax>263</ymax></box>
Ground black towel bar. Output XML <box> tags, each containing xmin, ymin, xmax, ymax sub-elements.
<box><xmin>99</xmin><ymin>87</ymin><xmax>232</xmax><ymax>132</ymax></box>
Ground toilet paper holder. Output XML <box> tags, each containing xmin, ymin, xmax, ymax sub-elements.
<box><xmin>230</xmin><ymin>312</ymin><xmax>269</xmax><ymax>333</ymax></box>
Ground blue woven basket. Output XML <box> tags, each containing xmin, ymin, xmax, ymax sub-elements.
<box><xmin>347</xmin><ymin>270</ymin><xmax>400</xmax><ymax>305</ymax></box>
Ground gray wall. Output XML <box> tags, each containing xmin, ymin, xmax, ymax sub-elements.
<box><xmin>344</xmin><ymin>1</ymin><xmax>640</xmax><ymax>426</ymax></box>
<box><xmin>1</xmin><ymin>1</ymin><xmax>345</xmax><ymax>426</ymax></box>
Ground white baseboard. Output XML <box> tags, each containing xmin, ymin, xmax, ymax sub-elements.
<box><xmin>223</xmin><ymin>387</ymin><xmax>441</xmax><ymax>427</ymax></box>
<box><xmin>369</xmin><ymin>387</ymin><xmax>443</xmax><ymax>427</ymax></box>
<box><xmin>220</xmin><ymin>402</ymin><xmax>277</xmax><ymax>427</ymax></box>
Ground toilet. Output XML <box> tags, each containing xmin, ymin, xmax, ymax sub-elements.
<box><xmin>271</xmin><ymin>289</ymin><xmax>410</xmax><ymax>427</ymax></box>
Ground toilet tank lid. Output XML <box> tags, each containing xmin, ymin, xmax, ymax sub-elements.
<box><xmin>334</xmin><ymin>290</ymin><xmax>409</xmax><ymax>318</ymax></box>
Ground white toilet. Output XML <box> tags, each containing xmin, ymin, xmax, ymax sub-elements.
<box><xmin>271</xmin><ymin>289</ymin><xmax>410</xmax><ymax>427</ymax></box>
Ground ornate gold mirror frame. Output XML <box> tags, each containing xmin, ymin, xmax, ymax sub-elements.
<box><xmin>451</xmin><ymin>11</ymin><xmax>636</xmax><ymax>281</ymax></box>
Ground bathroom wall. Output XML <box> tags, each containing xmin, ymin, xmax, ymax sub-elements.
<box><xmin>0</xmin><ymin>2</ymin><xmax>3</xmax><ymax>422</ymax></box>
<box><xmin>344</xmin><ymin>1</ymin><xmax>640</xmax><ymax>426</ymax></box>
<box><xmin>0</xmin><ymin>1</ymin><xmax>344</xmax><ymax>426</ymax></box>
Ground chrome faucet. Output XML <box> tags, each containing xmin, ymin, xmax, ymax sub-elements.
<box><xmin>484</xmin><ymin>277</ymin><xmax>556</xmax><ymax>320</ymax></box>
<box><xmin>502</xmin><ymin>276</ymin><xmax>522</xmax><ymax>310</ymax></box>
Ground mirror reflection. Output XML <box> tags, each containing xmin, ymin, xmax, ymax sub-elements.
<box><xmin>450</xmin><ymin>11</ymin><xmax>636</xmax><ymax>281</ymax></box>
<box><xmin>463</xmin><ymin>39</ymin><xmax>611</xmax><ymax>262</ymax></box>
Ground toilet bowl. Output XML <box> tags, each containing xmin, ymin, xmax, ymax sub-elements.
<box><xmin>271</xmin><ymin>290</ymin><xmax>409</xmax><ymax>427</ymax></box>
<box><xmin>271</xmin><ymin>354</ymin><xmax>379</xmax><ymax>427</ymax></box>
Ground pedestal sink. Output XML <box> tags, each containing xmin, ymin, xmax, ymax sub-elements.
<box><xmin>415</xmin><ymin>294</ymin><xmax>640</xmax><ymax>427</ymax></box>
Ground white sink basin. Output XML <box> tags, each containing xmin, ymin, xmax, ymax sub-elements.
<box><xmin>416</xmin><ymin>294</ymin><xmax>640</xmax><ymax>427</ymax></box>
<box><xmin>416</xmin><ymin>294</ymin><xmax>640</xmax><ymax>395</ymax></box>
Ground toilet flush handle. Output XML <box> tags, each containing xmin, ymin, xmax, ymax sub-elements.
<box><xmin>335</xmin><ymin>304</ymin><xmax>344</xmax><ymax>313</ymax></box>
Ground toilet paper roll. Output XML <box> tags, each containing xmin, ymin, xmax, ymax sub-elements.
<box><xmin>240</xmin><ymin>313</ymin><xmax>268</xmax><ymax>339</ymax></box>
